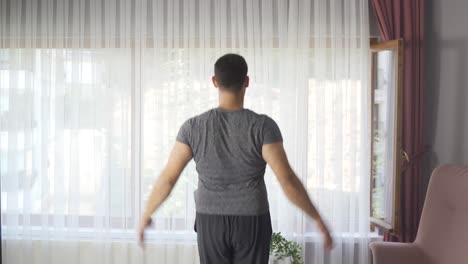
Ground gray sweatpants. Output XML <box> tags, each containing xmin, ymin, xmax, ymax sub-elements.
<box><xmin>194</xmin><ymin>211</ymin><xmax>273</xmax><ymax>264</ymax></box>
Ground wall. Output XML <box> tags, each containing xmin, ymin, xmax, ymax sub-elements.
<box><xmin>424</xmin><ymin>0</ymin><xmax>468</xmax><ymax>189</ymax></box>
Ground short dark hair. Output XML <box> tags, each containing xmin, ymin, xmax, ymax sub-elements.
<box><xmin>214</xmin><ymin>53</ymin><xmax>248</xmax><ymax>92</ymax></box>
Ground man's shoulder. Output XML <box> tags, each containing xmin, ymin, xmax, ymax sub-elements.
<box><xmin>183</xmin><ymin>108</ymin><xmax>214</xmax><ymax>124</ymax></box>
<box><xmin>250</xmin><ymin>110</ymin><xmax>271</xmax><ymax>122</ymax></box>
<box><xmin>193</xmin><ymin>108</ymin><xmax>214</xmax><ymax>120</ymax></box>
<box><xmin>188</xmin><ymin>107</ymin><xmax>268</xmax><ymax>121</ymax></box>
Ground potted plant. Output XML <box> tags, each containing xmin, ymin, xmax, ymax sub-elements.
<box><xmin>269</xmin><ymin>232</ymin><xmax>304</xmax><ymax>264</ymax></box>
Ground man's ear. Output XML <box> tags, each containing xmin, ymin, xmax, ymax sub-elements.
<box><xmin>212</xmin><ymin>76</ymin><xmax>218</xmax><ymax>88</ymax></box>
<box><xmin>244</xmin><ymin>76</ymin><xmax>250</xmax><ymax>88</ymax></box>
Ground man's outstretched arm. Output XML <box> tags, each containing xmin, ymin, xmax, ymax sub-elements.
<box><xmin>138</xmin><ymin>141</ymin><xmax>193</xmax><ymax>246</ymax></box>
<box><xmin>262</xmin><ymin>141</ymin><xmax>334</xmax><ymax>250</ymax></box>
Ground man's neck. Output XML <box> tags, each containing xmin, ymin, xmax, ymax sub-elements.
<box><xmin>217</xmin><ymin>103</ymin><xmax>244</xmax><ymax>111</ymax></box>
<box><xmin>218</xmin><ymin>92</ymin><xmax>244</xmax><ymax>111</ymax></box>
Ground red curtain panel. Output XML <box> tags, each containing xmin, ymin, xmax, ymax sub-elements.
<box><xmin>371</xmin><ymin>0</ymin><xmax>425</xmax><ymax>242</ymax></box>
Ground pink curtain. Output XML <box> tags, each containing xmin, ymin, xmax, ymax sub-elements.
<box><xmin>371</xmin><ymin>0</ymin><xmax>425</xmax><ymax>242</ymax></box>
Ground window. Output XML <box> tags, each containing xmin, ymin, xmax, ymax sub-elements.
<box><xmin>2</xmin><ymin>46</ymin><xmax>372</xmax><ymax>237</ymax></box>
<box><xmin>369</xmin><ymin>39</ymin><xmax>404</xmax><ymax>234</ymax></box>
<box><xmin>1</xmin><ymin>48</ymin><xmax>134</xmax><ymax>229</ymax></box>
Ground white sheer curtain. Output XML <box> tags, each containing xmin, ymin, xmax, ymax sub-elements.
<box><xmin>1</xmin><ymin>0</ymin><xmax>371</xmax><ymax>263</ymax></box>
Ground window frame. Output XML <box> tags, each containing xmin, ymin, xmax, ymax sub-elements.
<box><xmin>369</xmin><ymin>39</ymin><xmax>404</xmax><ymax>235</ymax></box>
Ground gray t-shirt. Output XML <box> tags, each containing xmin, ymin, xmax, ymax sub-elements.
<box><xmin>176</xmin><ymin>107</ymin><xmax>283</xmax><ymax>215</ymax></box>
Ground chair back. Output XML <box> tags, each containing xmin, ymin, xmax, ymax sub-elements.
<box><xmin>416</xmin><ymin>165</ymin><xmax>468</xmax><ymax>264</ymax></box>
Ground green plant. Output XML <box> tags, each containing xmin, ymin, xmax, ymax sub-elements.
<box><xmin>270</xmin><ymin>232</ymin><xmax>304</xmax><ymax>264</ymax></box>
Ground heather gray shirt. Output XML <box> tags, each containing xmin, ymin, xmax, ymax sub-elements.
<box><xmin>176</xmin><ymin>107</ymin><xmax>283</xmax><ymax>215</ymax></box>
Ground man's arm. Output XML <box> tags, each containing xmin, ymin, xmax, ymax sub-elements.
<box><xmin>262</xmin><ymin>141</ymin><xmax>334</xmax><ymax>250</ymax></box>
<box><xmin>138</xmin><ymin>141</ymin><xmax>192</xmax><ymax>246</ymax></box>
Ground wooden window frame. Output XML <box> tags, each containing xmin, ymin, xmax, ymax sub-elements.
<box><xmin>369</xmin><ymin>39</ymin><xmax>404</xmax><ymax>236</ymax></box>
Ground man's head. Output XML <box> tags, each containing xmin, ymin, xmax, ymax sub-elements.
<box><xmin>212</xmin><ymin>53</ymin><xmax>249</xmax><ymax>93</ymax></box>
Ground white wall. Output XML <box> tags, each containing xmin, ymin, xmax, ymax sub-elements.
<box><xmin>424</xmin><ymin>0</ymin><xmax>468</xmax><ymax>188</ymax></box>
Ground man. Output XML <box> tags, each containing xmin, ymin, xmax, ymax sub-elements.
<box><xmin>138</xmin><ymin>53</ymin><xmax>333</xmax><ymax>263</ymax></box>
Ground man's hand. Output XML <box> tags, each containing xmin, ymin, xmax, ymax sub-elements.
<box><xmin>317</xmin><ymin>219</ymin><xmax>334</xmax><ymax>251</ymax></box>
<box><xmin>138</xmin><ymin>214</ymin><xmax>153</xmax><ymax>248</ymax></box>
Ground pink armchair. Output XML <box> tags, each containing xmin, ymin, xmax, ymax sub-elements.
<box><xmin>370</xmin><ymin>165</ymin><xmax>468</xmax><ymax>264</ymax></box>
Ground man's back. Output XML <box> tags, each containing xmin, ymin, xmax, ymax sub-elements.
<box><xmin>176</xmin><ymin>106</ymin><xmax>283</xmax><ymax>215</ymax></box>
<box><xmin>139</xmin><ymin>54</ymin><xmax>333</xmax><ymax>261</ymax></box>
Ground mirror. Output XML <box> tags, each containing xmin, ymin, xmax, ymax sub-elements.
<box><xmin>370</xmin><ymin>39</ymin><xmax>403</xmax><ymax>235</ymax></box>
